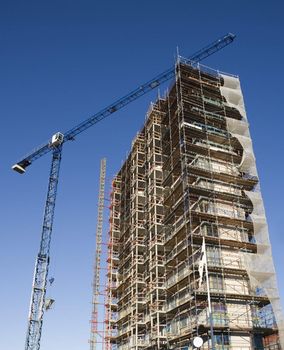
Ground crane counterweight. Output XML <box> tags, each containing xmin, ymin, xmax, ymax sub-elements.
<box><xmin>12</xmin><ymin>163</ymin><xmax>26</xmax><ymax>174</ymax></box>
<box><xmin>12</xmin><ymin>159</ymin><xmax>32</xmax><ymax>174</ymax></box>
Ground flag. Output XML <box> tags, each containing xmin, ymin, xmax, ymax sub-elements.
<box><xmin>198</xmin><ymin>237</ymin><xmax>207</xmax><ymax>288</ymax></box>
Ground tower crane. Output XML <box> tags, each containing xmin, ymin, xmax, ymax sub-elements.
<box><xmin>12</xmin><ymin>33</ymin><xmax>236</xmax><ymax>350</ymax></box>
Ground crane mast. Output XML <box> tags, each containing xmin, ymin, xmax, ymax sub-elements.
<box><xmin>25</xmin><ymin>146</ymin><xmax>62</xmax><ymax>350</ymax></box>
<box><xmin>90</xmin><ymin>158</ymin><xmax>107</xmax><ymax>350</ymax></box>
<box><xmin>12</xmin><ymin>33</ymin><xmax>236</xmax><ymax>350</ymax></box>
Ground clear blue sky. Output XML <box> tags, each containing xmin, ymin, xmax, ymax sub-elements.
<box><xmin>1</xmin><ymin>1</ymin><xmax>284</xmax><ymax>349</ymax></box>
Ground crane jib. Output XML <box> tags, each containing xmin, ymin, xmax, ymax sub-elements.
<box><xmin>12</xmin><ymin>33</ymin><xmax>235</xmax><ymax>174</ymax></box>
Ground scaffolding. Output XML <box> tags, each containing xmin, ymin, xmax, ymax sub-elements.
<box><xmin>90</xmin><ymin>158</ymin><xmax>107</xmax><ymax>350</ymax></box>
<box><xmin>104</xmin><ymin>59</ymin><xmax>283</xmax><ymax>350</ymax></box>
<box><xmin>105</xmin><ymin>174</ymin><xmax>121</xmax><ymax>350</ymax></box>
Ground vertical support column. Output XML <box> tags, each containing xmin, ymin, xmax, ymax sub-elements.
<box><xmin>145</xmin><ymin>103</ymin><xmax>166</xmax><ymax>349</ymax></box>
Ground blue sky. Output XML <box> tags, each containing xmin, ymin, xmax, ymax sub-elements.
<box><xmin>1</xmin><ymin>1</ymin><xmax>284</xmax><ymax>349</ymax></box>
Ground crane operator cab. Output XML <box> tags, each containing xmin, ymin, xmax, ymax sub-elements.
<box><xmin>50</xmin><ymin>132</ymin><xmax>64</xmax><ymax>147</ymax></box>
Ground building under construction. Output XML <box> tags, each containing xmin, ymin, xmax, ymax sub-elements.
<box><xmin>104</xmin><ymin>58</ymin><xmax>284</xmax><ymax>350</ymax></box>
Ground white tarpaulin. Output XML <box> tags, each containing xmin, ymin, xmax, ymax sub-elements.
<box><xmin>220</xmin><ymin>73</ymin><xmax>284</xmax><ymax>348</ymax></box>
<box><xmin>220</xmin><ymin>74</ymin><xmax>247</xmax><ymax>119</ymax></box>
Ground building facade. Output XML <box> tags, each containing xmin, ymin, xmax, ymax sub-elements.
<box><xmin>104</xmin><ymin>59</ymin><xmax>284</xmax><ymax>350</ymax></box>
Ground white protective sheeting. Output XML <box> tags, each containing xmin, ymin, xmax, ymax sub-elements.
<box><xmin>220</xmin><ymin>73</ymin><xmax>284</xmax><ymax>348</ymax></box>
<box><xmin>220</xmin><ymin>74</ymin><xmax>247</xmax><ymax>119</ymax></box>
<box><xmin>225</xmin><ymin>117</ymin><xmax>258</xmax><ymax>176</ymax></box>
<box><xmin>243</xmin><ymin>191</ymin><xmax>284</xmax><ymax>347</ymax></box>
<box><xmin>244</xmin><ymin>190</ymin><xmax>271</xmax><ymax>253</ymax></box>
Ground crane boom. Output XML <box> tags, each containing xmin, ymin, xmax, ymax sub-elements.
<box><xmin>12</xmin><ymin>33</ymin><xmax>235</xmax><ymax>173</ymax></box>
